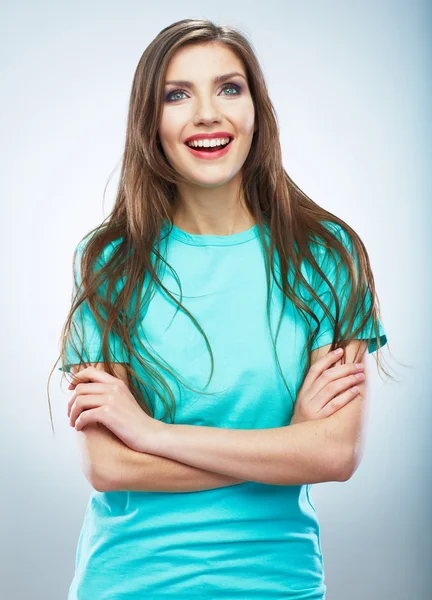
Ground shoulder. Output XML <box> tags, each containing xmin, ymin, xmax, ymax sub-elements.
<box><xmin>300</xmin><ymin>219</ymin><xmax>357</xmax><ymax>294</ymax></box>
<box><xmin>308</xmin><ymin>220</ymin><xmax>353</xmax><ymax>266</ymax></box>
<box><xmin>75</xmin><ymin>232</ymin><xmax>124</xmax><ymax>267</ymax></box>
<box><xmin>316</xmin><ymin>219</ymin><xmax>353</xmax><ymax>248</ymax></box>
<box><xmin>72</xmin><ymin>233</ymin><xmax>125</xmax><ymax>294</ymax></box>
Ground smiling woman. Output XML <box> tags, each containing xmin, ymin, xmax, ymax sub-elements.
<box><xmin>53</xmin><ymin>17</ymin><xmax>392</xmax><ymax>600</ymax></box>
<box><xmin>158</xmin><ymin>44</ymin><xmax>256</xmax><ymax>209</ymax></box>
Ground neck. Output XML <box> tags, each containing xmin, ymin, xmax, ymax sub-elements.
<box><xmin>172</xmin><ymin>177</ymin><xmax>255</xmax><ymax>236</ymax></box>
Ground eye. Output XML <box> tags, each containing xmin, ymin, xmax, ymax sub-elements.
<box><xmin>220</xmin><ymin>83</ymin><xmax>242</xmax><ymax>97</ymax></box>
<box><xmin>165</xmin><ymin>89</ymin><xmax>187</xmax><ymax>102</ymax></box>
<box><xmin>164</xmin><ymin>82</ymin><xmax>242</xmax><ymax>103</ymax></box>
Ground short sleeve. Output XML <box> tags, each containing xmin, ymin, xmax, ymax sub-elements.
<box><xmin>307</xmin><ymin>222</ymin><xmax>388</xmax><ymax>354</ymax></box>
<box><xmin>58</xmin><ymin>237</ymin><xmax>129</xmax><ymax>373</ymax></box>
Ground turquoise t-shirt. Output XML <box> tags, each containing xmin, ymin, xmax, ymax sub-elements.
<box><xmin>61</xmin><ymin>220</ymin><xmax>387</xmax><ymax>599</ymax></box>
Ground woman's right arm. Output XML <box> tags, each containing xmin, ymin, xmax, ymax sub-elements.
<box><xmin>112</xmin><ymin>435</ymin><xmax>248</xmax><ymax>492</ymax></box>
<box><xmin>70</xmin><ymin>349</ymin><xmax>361</xmax><ymax>492</ymax></box>
<box><xmin>69</xmin><ymin>363</ymin><xmax>247</xmax><ymax>493</ymax></box>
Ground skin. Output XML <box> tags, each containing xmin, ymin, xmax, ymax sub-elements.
<box><xmin>158</xmin><ymin>41</ymin><xmax>257</xmax><ymax>235</ymax></box>
<box><xmin>68</xmin><ymin>344</ymin><xmax>367</xmax><ymax>490</ymax></box>
<box><xmin>67</xmin><ymin>42</ymin><xmax>370</xmax><ymax>492</ymax></box>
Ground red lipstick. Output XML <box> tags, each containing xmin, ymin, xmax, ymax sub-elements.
<box><xmin>184</xmin><ymin>132</ymin><xmax>234</xmax><ymax>160</ymax></box>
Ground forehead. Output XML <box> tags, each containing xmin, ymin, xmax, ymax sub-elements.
<box><xmin>164</xmin><ymin>42</ymin><xmax>245</xmax><ymax>80</ymax></box>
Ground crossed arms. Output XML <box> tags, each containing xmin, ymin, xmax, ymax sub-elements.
<box><xmin>70</xmin><ymin>341</ymin><xmax>367</xmax><ymax>492</ymax></box>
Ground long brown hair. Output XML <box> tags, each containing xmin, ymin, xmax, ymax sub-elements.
<box><xmin>49</xmin><ymin>18</ymin><xmax>396</xmax><ymax>435</ymax></box>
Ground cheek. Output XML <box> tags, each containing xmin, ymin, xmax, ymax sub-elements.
<box><xmin>233</xmin><ymin>100</ymin><xmax>255</xmax><ymax>136</ymax></box>
<box><xmin>243</xmin><ymin>112</ymin><xmax>255</xmax><ymax>136</ymax></box>
<box><xmin>158</xmin><ymin>111</ymin><xmax>184</xmax><ymax>149</ymax></box>
<box><xmin>158</xmin><ymin>126</ymin><xmax>175</xmax><ymax>152</ymax></box>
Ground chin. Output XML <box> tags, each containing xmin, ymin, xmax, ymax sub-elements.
<box><xmin>187</xmin><ymin>172</ymin><xmax>238</xmax><ymax>188</ymax></box>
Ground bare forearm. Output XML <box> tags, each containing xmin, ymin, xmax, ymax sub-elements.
<box><xmin>146</xmin><ymin>419</ymin><xmax>349</xmax><ymax>486</ymax></box>
<box><xmin>106</xmin><ymin>445</ymin><xmax>248</xmax><ymax>493</ymax></box>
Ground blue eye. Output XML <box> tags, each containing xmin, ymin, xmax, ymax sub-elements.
<box><xmin>165</xmin><ymin>82</ymin><xmax>242</xmax><ymax>103</ymax></box>
<box><xmin>220</xmin><ymin>83</ymin><xmax>241</xmax><ymax>96</ymax></box>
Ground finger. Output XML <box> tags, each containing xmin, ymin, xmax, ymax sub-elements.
<box><xmin>316</xmin><ymin>385</ymin><xmax>361</xmax><ymax>418</ymax></box>
<box><xmin>69</xmin><ymin>365</ymin><xmax>117</xmax><ymax>387</ymax></box>
<box><xmin>332</xmin><ymin>362</ymin><xmax>365</xmax><ymax>378</ymax></box>
<box><xmin>307</xmin><ymin>362</ymin><xmax>365</xmax><ymax>400</ymax></box>
<box><xmin>70</xmin><ymin>394</ymin><xmax>105</xmax><ymax>427</ymax></box>
<box><xmin>68</xmin><ymin>382</ymin><xmax>112</xmax><ymax>419</ymax></box>
<box><xmin>75</xmin><ymin>406</ymin><xmax>107</xmax><ymax>432</ymax></box>
<box><xmin>67</xmin><ymin>382</ymin><xmax>110</xmax><ymax>417</ymax></box>
<box><xmin>302</xmin><ymin>348</ymin><xmax>344</xmax><ymax>391</ymax></box>
<box><xmin>312</xmin><ymin>371</ymin><xmax>366</xmax><ymax>410</ymax></box>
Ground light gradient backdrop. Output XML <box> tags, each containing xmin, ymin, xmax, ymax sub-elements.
<box><xmin>1</xmin><ymin>1</ymin><xmax>430</xmax><ymax>598</ymax></box>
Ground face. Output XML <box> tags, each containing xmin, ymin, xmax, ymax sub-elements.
<box><xmin>158</xmin><ymin>42</ymin><xmax>256</xmax><ymax>189</ymax></box>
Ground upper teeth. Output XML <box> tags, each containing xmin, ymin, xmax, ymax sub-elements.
<box><xmin>186</xmin><ymin>137</ymin><xmax>231</xmax><ymax>148</ymax></box>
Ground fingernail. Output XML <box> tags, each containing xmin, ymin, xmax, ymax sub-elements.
<box><xmin>335</xmin><ymin>348</ymin><xmax>343</xmax><ymax>355</ymax></box>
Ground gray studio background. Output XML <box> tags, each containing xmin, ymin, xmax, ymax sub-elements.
<box><xmin>1</xmin><ymin>1</ymin><xmax>430</xmax><ymax>598</ymax></box>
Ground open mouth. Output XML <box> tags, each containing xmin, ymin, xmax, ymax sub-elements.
<box><xmin>185</xmin><ymin>137</ymin><xmax>233</xmax><ymax>152</ymax></box>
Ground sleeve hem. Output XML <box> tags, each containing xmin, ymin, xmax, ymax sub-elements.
<box><xmin>58</xmin><ymin>344</ymin><xmax>129</xmax><ymax>372</ymax></box>
<box><xmin>311</xmin><ymin>332</ymin><xmax>388</xmax><ymax>354</ymax></box>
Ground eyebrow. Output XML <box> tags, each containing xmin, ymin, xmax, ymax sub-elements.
<box><xmin>164</xmin><ymin>71</ymin><xmax>247</xmax><ymax>88</ymax></box>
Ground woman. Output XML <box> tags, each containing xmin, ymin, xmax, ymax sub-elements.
<box><xmin>55</xmin><ymin>18</ymin><xmax>390</xmax><ymax>600</ymax></box>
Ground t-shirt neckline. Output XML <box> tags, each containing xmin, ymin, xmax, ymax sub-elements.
<box><xmin>162</xmin><ymin>219</ymin><xmax>260</xmax><ymax>247</ymax></box>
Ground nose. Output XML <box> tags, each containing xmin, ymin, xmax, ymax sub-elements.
<box><xmin>193</xmin><ymin>96</ymin><xmax>222</xmax><ymax>127</ymax></box>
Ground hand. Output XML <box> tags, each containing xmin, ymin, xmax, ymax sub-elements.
<box><xmin>67</xmin><ymin>366</ymin><xmax>163</xmax><ymax>454</ymax></box>
<box><xmin>291</xmin><ymin>349</ymin><xmax>365</xmax><ymax>425</ymax></box>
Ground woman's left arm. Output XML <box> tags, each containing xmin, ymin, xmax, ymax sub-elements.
<box><xmin>148</xmin><ymin>417</ymin><xmax>346</xmax><ymax>486</ymax></box>
<box><xmin>69</xmin><ymin>341</ymin><xmax>367</xmax><ymax>487</ymax></box>
<box><xmin>146</xmin><ymin>340</ymin><xmax>368</xmax><ymax>486</ymax></box>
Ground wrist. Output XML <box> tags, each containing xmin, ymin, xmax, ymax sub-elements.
<box><xmin>146</xmin><ymin>420</ymin><xmax>173</xmax><ymax>457</ymax></box>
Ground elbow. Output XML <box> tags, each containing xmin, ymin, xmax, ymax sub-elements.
<box><xmin>91</xmin><ymin>471</ymin><xmax>113</xmax><ymax>492</ymax></box>
<box><xmin>93</xmin><ymin>462</ymin><xmax>118</xmax><ymax>492</ymax></box>
<box><xmin>75</xmin><ymin>427</ymin><xmax>119</xmax><ymax>492</ymax></box>
<box><xmin>334</xmin><ymin>444</ymin><xmax>360</xmax><ymax>482</ymax></box>
<box><xmin>84</xmin><ymin>461</ymin><xmax>116</xmax><ymax>492</ymax></box>
<box><xmin>77</xmin><ymin>455</ymin><xmax>111</xmax><ymax>492</ymax></box>
<box><xmin>330</xmin><ymin>442</ymin><xmax>357</xmax><ymax>482</ymax></box>
<box><xmin>87</xmin><ymin>474</ymin><xmax>115</xmax><ymax>492</ymax></box>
